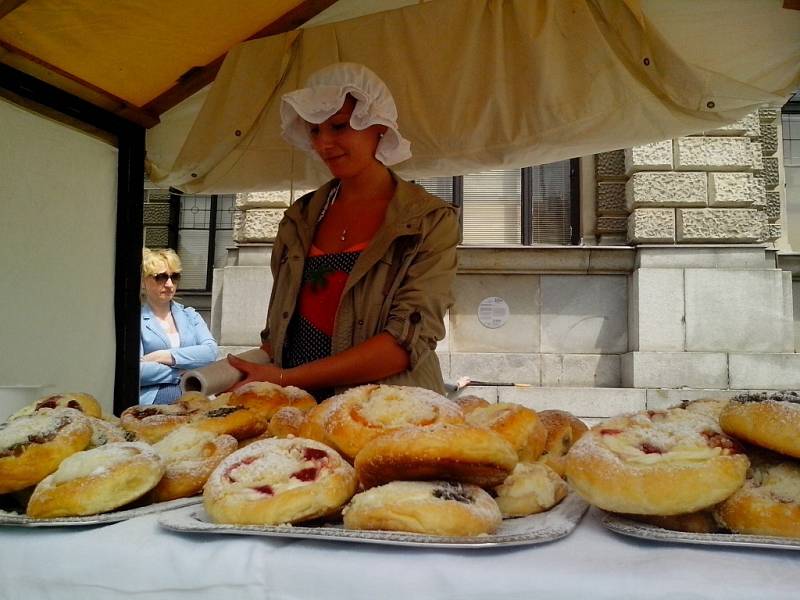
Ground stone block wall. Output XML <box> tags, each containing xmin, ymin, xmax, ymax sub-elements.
<box><xmin>594</xmin><ymin>109</ymin><xmax>782</xmax><ymax>245</ymax></box>
<box><xmin>233</xmin><ymin>189</ymin><xmax>312</xmax><ymax>243</ymax></box>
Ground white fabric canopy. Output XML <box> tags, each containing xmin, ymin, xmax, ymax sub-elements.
<box><xmin>146</xmin><ymin>0</ymin><xmax>800</xmax><ymax>193</ymax></box>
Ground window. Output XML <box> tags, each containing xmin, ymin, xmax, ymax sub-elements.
<box><xmin>415</xmin><ymin>159</ymin><xmax>579</xmax><ymax>245</ymax></box>
<box><xmin>174</xmin><ymin>193</ymin><xmax>236</xmax><ymax>291</ymax></box>
<box><xmin>783</xmin><ymin>91</ymin><xmax>800</xmax><ymax>250</ymax></box>
<box><xmin>142</xmin><ymin>187</ymin><xmax>236</xmax><ymax>292</ymax></box>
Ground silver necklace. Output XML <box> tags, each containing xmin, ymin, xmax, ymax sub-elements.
<box><xmin>317</xmin><ymin>182</ymin><xmax>347</xmax><ymax>241</ymax></box>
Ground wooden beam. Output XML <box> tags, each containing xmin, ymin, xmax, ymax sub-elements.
<box><xmin>784</xmin><ymin>0</ymin><xmax>800</xmax><ymax>10</ymax></box>
<box><xmin>143</xmin><ymin>0</ymin><xmax>338</xmax><ymax>118</ymax></box>
<box><xmin>0</xmin><ymin>40</ymin><xmax>160</xmax><ymax>127</ymax></box>
<box><xmin>0</xmin><ymin>0</ymin><xmax>28</xmax><ymax>21</ymax></box>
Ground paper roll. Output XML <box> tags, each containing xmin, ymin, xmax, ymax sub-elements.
<box><xmin>180</xmin><ymin>348</ymin><xmax>272</xmax><ymax>397</ymax></box>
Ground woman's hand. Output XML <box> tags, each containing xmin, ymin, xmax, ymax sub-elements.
<box><xmin>227</xmin><ymin>354</ymin><xmax>283</xmax><ymax>390</ymax></box>
<box><xmin>141</xmin><ymin>350</ymin><xmax>175</xmax><ymax>365</ymax></box>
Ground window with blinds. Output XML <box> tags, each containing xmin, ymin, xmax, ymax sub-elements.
<box><xmin>415</xmin><ymin>159</ymin><xmax>577</xmax><ymax>246</ymax></box>
<box><xmin>176</xmin><ymin>194</ymin><xmax>236</xmax><ymax>291</ymax></box>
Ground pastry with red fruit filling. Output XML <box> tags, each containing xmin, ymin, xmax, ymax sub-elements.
<box><xmin>719</xmin><ymin>391</ymin><xmax>800</xmax><ymax>459</ymax></box>
<box><xmin>203</xmin><ymin>438</ymin><xmax>356</xmax><ymax>525</ymax></box>
<box><xmin>343</xmin><ymin>480</ymin><xmax>502</xmax><ymax>536</ymax></box>
<box><xmin>227</xmin><ymin>382</ymin><xmax>316</xmax><ymax>423</ymax></box>
<box><xmin>0</xmin><ymin>408</ymin><xmax>92</xmax><ymax>494</ymax></box>
<box><xmin>714</xmin><ymin>451</ymin><xmax>800</xmax><ymax>539</ymax></box>
<box><xmin>27</xmin><ymin>441</ymin><xmax>165</xmax><ymax>518</ymax></box>
<box><xmin>565</xmin><ymin>407</ymin><xmax>749</xmax><ymax>515</ymax></box>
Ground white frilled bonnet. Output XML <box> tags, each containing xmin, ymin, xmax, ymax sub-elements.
<box><xmin>280</xmin><ymin>62</ymin><xmax>412</xmax><ymax>166</ymax></box>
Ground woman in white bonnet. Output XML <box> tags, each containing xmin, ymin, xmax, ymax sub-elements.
<box><xmin>228</xmin><ymin>62</ymin><xmax>458</xmax><ymax>399</ymax></box>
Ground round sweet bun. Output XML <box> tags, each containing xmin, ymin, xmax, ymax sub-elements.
<box><xmin>452</xmin><ymin>395</ymin><xmax>491</xmax><ymax>414</ymax></box>
<box><xmin>0</xmin><ymin>408</ymin><xmax>92</xmax><ymax>494</ymax></box>
<box><xmin>86</xmin><ymin>415</ymin><xmax>137</xmax><ymax>448</ymax></box>
<box><xmin>119</xmin><ymin>403</ymin><xmax>198</xmax><ymax>444</ymax></box>
<box><xmin>714</xmin><ymin>454</ymin><xmax>800</xmax><ymax>539</ymax></box>
<box><xmin>151</xmin><ymin>426</ymin><xmax>238</xmax><ymax>502</ymax></box>
<box><xmin>354</xmin><ymin>423</ymin><xmax>518</xmax><ymax>489</ymax></box>
<box><xmin>203</xmin><ymin>438</ymin><xmax>357</xmax><ymax>525</ymax></box>
<box><xmin>324</xmin><ymin>384</ymin><xmax>465</xmax><ymax>460</ymax></box>
<box><xmin>268</xmin><ymin>406</ymin><xmax>307</xmax><ymax>438</ymax></box>
<box><xmin>296</xmin><ymin>397</ymin><xmax>341</xmax><ymax>452</ymax></box>
<box><xmin>191</xmin><ymin>405</ymin><xmax>268</xmax><ymax>441</ymax></box>
<box><xmin>33</xmin><ymin>392</ymin><xmax>103</xmax><ymax>419</ymax></box>
<box><xmin>343</xmin><ymin>480</ymin><xmax>502</xmax><ymax>536</ymax></box>
<box><xmin>719</xmin><ymin>391</ymin><xmax>800</xmax><ymax>458</ymax></box>
<box><xmin>493</xmin><ymin>462</ymin><xmax>567</xmax><ymax>518</ymax></box>
<box><xmin>618</xmin><ymin>510</ymin><xmax>721</xmax><ymax>534</ymax></box>
<box><xmin>565</xmin><ymin>408</ymin><xmax>749</xmax><ymax>515</ymax></box>
<box><xmin>227</xmin><ymin>382</ymin><xmax>305</xmax><ymax>421</ymax></box>
<box><xmin>26</xmin><ymin>442</ymin><xmax>165</xmax><ymax>518</ymax></box>
<box><xmin>465</xmin><ymin>402</ymin><xmax>547</xmax><ymax>462</ymax></box>
<box><xmin>537</xmin><ymin>410</ymin><xmax>588</xmax><ymax>477</ymax></box>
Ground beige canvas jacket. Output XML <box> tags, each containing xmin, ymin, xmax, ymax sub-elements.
<box><xmin>260</xmin><ymin>173</ymin><xmax>459</xmax><ymax>395</ymax></box>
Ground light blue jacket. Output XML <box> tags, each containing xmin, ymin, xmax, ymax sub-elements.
<box><xmin>139</xmin><ymin>301</ymin><xmax>218</xmax><ymax>405</ymax></box>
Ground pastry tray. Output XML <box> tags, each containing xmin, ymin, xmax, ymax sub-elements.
<box><xmin>157</xmin><ymin>492</ymin><xmax>588</xmax><ymax>549</ymax></box>
<box><xmin>0</xmin><ymin>496</ymin><xmax>201</xmax><ymax>527</ymax></box>
<box><xmin>601</xmin><ymin>512</ymin><xmax>800</xmax><ymax>551</ymax></box>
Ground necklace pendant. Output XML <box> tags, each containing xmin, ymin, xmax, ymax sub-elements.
<box><xmin>341</xmin><ymin>229</ymin><xmax>347</xmax><ymax>241</ymax></box>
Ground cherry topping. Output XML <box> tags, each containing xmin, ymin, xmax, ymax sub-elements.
<box><xmin>291</xmin><ymin>467</ymin><xmax>319</xmax><ymax>482</ymax></box>
<box><xmin>254</xmin><ymin>485</ymin><xmax>274</xmax><ymax>496</ymax></box>
<box><xmin>639</xmin><ymin>442</ymin><xmax>663</xmax><ymax>454</ymax></box>
<box><xmin>36</xmin><ymin>399</ymin><xmax>59</xmax><ymax>410</ymax></box>
<box><xmin>67</xmin><ymin>400</ymin><xmax>81</xmax><ymax>409</ymax></box>
<box><xmin>303</xmin><ymin>447</ymin><xmax>327</xmax><ymax>461</ymax></box>
<box><xmin>701</xmin><ymin>430</ymin><xmax>743</xmax><ymax>454</ymax></box>
<box><xmin>224</xmin><ymin>456</ymin><xmax>257</xmax><ymax>482</ymax></box>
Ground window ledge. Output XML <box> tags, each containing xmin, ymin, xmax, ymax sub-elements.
<box><xmin>456</xmin><ymin>245</ymin><xmax>635</xmax><ymax>274</ymax></box>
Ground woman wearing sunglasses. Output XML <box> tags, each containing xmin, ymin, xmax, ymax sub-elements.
<box><xmin>139</xmin><ymin>247</ymin><xmax>218</xmax><ymax>404</ymax></box>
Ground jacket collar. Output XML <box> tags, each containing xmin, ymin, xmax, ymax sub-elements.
<box><xmin>283</xmin><ymin>171</ymin><xmax>444</xmax><ymax>251</ymax></box>
<box><xmin>142</xmin><ymin>301</ymin><xmax>187</xmax><ymax>345</ymax></box>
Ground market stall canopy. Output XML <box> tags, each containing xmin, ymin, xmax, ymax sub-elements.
<box><xmin>1</xmin><ymin>0</ymin><xmax>798</xmax><ymax>192</ymax></box>
<box><xmin>146</xmin><ymin>0</ymin><xmax>800</xmax><ymax>193</ymax></box>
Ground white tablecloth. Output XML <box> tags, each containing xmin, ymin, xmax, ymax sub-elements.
<box><xmin>1</xmin><ymin>508</ymin><xmax>796</xmax><ymax>599</ymax></box>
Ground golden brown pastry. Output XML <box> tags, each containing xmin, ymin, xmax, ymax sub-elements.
<box><xmin>268</xmin><ymin>406</ymin><xmax>307</xmax><ymax>438</ymax></box>
<box><xmin>465</xmin><ymin>402</ymin><xmax>547</xmax><ymax>462</ymax></box>
<box><xmin>119</xmin><ymin>402</ymin><xmax>199</xmax><ymax>444</ymax></box>
<box><xmin>324</xmin><ymin>384</ymin><xmax>464</xmax><ymax>460</ymax></box>
<box><xmin>565</xmin><ymin>407</ymin><xmax>749</xmax><ymax>515</ymax></box>
<box><xmin>227</xmin><ymin>382</ymin><xmax>315</xmax><ymax>422</ymax></box>
<box><xmin>719</xmin><ymin>391</ymin><xmax>800</xmax><ymax>458</ymax></box>
<box><xmin>354</xmin><ymin>423</ymin><xmax>518</xmax><ymax>489</ymax></box>
<box><xmin>11</xmin><ymin>392</ymin><xmax>103</xmax><ymax>420</ymax></box>
<box><xmin>203</xmin><ymin>438</ymin><xmax>356</xmax><ymax>525</ymax></box>
<box><xmin>343</xmin><ymin>480</ymin><xmax>502</xmax><ymax>536</ymax></box>
<box><xmin>0</xmin><ymin>408</ymin><xmax>92</xmax><ymax>494</ymax></box>
<box><xmin>191</xmin><ymin>405</ymin><xmax>268</xmax><ymax>441</ymax></box>
<box><xmin>619</xmin><ymin>510</ymin><xmax>721</xmax><ymax>534</ymax></box>
<box><xmin>714</xmin><ymin>452</ymin><xmax>800</xmax><ymax>539</ymax></box>
<box><xmin>537</xmin><ymin>409</ymin><xmax>588</xmax><ymax>477</ymax></box>
<box><xmin>451</xmin><ymin>394</ymin><xmax>491</xmax><ymax>414</ymax></box>
<box><xmin>27</xmin><ymin>442</ymin><xmax>165</xmax><ymax>518</ymax></box>
<box><xmin>85</xmin><ymin>415</ymin><xmax>136</xmax><ymax>448</ymax></box>
<box><xmin>151</xmin><ymin>426</ymin><xmax>238</xmax><ymax>502</ymax></box>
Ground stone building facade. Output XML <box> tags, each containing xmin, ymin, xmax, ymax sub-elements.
<box><xmin>208</xmin><ymin>108</ymin><xmax>798</xmax><ymax>422</ymax></box>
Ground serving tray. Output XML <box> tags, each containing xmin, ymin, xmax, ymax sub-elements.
<box><xmin>601</xmin><ymin>512</ymin><xmax>800</xmax><ymax>551</ymax></box>
<box><xmin>158</xmin><ymin>492</ymin><xmax>588</xmax><ymax>548</ymax></box>
<box><xmin>0</xmin><ymin>496</ymin><xmax>201</xmax><ymax>527</ymax></box>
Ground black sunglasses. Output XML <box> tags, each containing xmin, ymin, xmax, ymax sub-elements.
<box><xmin>153</xmin><ymin>272</ymin><xmax>181</xmax><ymax>284</ymax></box>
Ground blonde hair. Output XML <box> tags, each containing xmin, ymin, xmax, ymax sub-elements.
<box><xmin>142</xmin><ymin>247</ymin><xmax>182</xmax><ymax>278</ymax></box>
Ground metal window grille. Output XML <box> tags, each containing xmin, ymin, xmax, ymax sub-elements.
<box><xmin>175</xmin><ymin>193</ymin><xmax>235</xmax><ymax>291</ymax></box>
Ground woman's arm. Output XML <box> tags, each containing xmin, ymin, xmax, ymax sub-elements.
<box><xmin>171</xmin><ymin>308</ymin><xmax>219</xmax><ymax>370</ymax></box>
<box><xmin>228</xmin><ymin>332</ymin><xmax>408</xmax><ymax>390</ymax></box>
